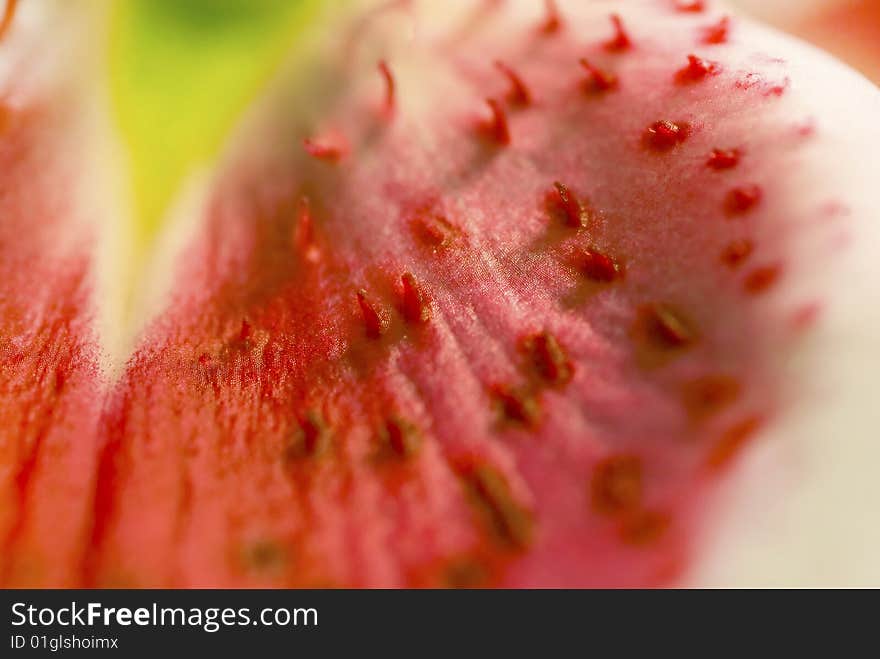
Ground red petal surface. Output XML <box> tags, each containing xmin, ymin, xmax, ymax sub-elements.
<box><xmin>3</xmin><ymin>1</ymin><xmax>879</xmax><ymax>587</ymax></box>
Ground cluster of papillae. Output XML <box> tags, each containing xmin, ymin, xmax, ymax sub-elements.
<box><xmin>0</xmin><ymin>0</ymin><xmax>824</xmax><ymax>587</ymax></box>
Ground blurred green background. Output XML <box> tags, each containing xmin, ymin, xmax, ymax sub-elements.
<box><xmin>110</xmin><ymin>0</ymin><xmax>319</xmax><ymax>247</ymax></box>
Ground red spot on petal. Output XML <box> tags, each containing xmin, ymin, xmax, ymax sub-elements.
<box><xmin>735</xmin><ymin>73</ymin><xmax>789</xmax><ymax>97</ymax></box>
<box><xmin>580</xmin><ymin>246</ymin><xmax>623</xmax><ymax>283</ymax></box>
<box><xmin>286</xmin><ymin>410</ymin><xmax>330</xmax><ymax>460</ymax></box>
<box><xmin>0</xmin><ymin>0</ymin><xmax>17</xmax><ymax>41</ymax></box>
<box><xmin>592</xmin><ymin>455</ymin><xmax>642</xmax><ymax>515</ymax></box>
<box><xmin>238</xmin><ymin>319</ymin><xmax>253</xmax><ymax>342</ymax></box>
<box><xmin>580</xmin><ymin>58</ymin><xmax>618</xmax><ymax>93</ymax></box>
<box><xmin>720</xmin><ymin>239</ymin><xmax>754</xmax><ymax>268</ymax></box>
<box><xmin>381</xmin><ymin>416</ymin><xmax>421</xmax><ymax>458</ymax></box>
<box><xmin>682</xmin><ymin>375</ymin><xmax>742</xmax><ymax>421</ymax></box>
<box><xmin>744</xmin><ymin>264</ymin><xmax>782</xmax><ymax>295</ymax></box>
<box><xmin>676</xmin><ymin>0</ymin><xmax>705</xmax><ymax>12</ymax></box>
<box><xmin>735</xmin><ymin>72</ymin><xmax>760</xmax><ymax>91</ymax></box>
<box><xmin>702</xmin><ymin>16</ymin><xmax>731</xmax><ymax>44</ymax></box>
<box><xmin>792</xmin><ymin>302</ymin><xmax>821</xmax><ymax>331</ymax></box>
<box><xmin>605</xmin><ymin>14</ymin><xmax>632</xmax><ymax>51</ymax></box>
<box><xmin>707</xmin><ymin>416</ymin><xmax>763</xmax><ymax>470</ymax></box>
<box><xmin>726</xmin><ymin>185</ymin><xmax>763</xmax><ymax>215</ymax></box>
<box><xmin>620</xmin><ymin>510</ymin><xmax>670</xmax><ymax>546</ymax></box>
<box><xmin>524</xmin><ymin>331</ymin><xmax>573</xmax><ymax>386</ymax></box>
<box><xmin>378</xmin><ymin>60</ymin><xmax>395</xmax><ymax>114</ymax></box>
<box><xmin>443</xmin><ymin>557</ymin><xmax>490</xmax><ymax>589</ymax></box>
<box><xmin>356</xmin><ymin>289</ymin><xmax>389</xmax><ymax>339</ymax></box>
<box><xmin>241</xmin><ymin>541</ymin><xmax>288</xmax><ymax>574</ymax></box>
<box><xmin>796</xmin><ymin>119</ymin><xmax>817</xmax><ymax>138</ymax></box>
<box><xmin>820</xmin><ymin>200</ymin><xmax>850</xmax><ymax>219</ymax></box>
<box><xmin>541</xmin><ymin>0</ymin><xmax>562</xmax><ymax>34</ymax></box>
<box><xmin>293</xmin><ymin>196</ymin><xmax>320</xmax><ymax>262</ymax></box>
<box><xmin>495</xmin><ymin>61</ymin><xmax>532</xmax><ymax>105</ymax></box>
<box><xmin>462</xmin><ymin>463</ymin><xmax>534</xmax><ymax>549</ymax></box>
<box><xmin>493</xmin><ymin>385</ymin><xmax>541</xmax><ymax>427</ymax></box>
<box><xmin>767</xmin><ymin>79</ymin><xmax>789</xmax><ymax>97</ymax></box>
<box><xmin>484</xmin><ymin>98</ymin><xmax>511</xmax><ymax>145</ymax></box>
<box><xmin>552</xmin><ymin>182</ymin><xmax>590</xmax><ymax>228</ymax></box>
<box><xmin>638</xmin><ymin>304</ymin><xmax>698</xmax><ymax>350</ymax></box>
<box><xmin>644</xmin><ymin>120</ymin><xmax>690</xmax><ymax>151</ymax></box>
<box><xmin>303</xmin><ymin>138</ymin><xmax>344</xmax><ymax>162</ymax></box>
<box><xmin>707</xmin><ymin>147</ymin><xmax>741</xmax><ymax>170</ymax></box>
<box><xmin>401</xmin><ymin>272</ymin><xmax>430</xmax><ymax>323</ymax></box>
<box><xmin>411</xmin><ymin>212</ymin><xmax>459</xmax><ymax>251</ymax></box>
<box><xmin>675</xmin><ymin>54</ymin><xmax>721</xmax><ymax>83</ymax></box>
